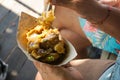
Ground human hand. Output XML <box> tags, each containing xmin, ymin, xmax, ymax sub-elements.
<box><xmin>99</xmin><ymin>0</ymin><xmax>120</xmax><ymax>8</ymax></box>
<box><xmin>99</xmin><ymin>0</ymin><xmax>120</xmax><ymax>7</ymax></box>
<box><xmin>51</xmin><ymin>0</ymin><xmax>102</xmax><ymax>17</ymax></box>
<box><xmin>34</xmin><ymin>59</ymin><xmax>114</xmax><ymax>80</ymax></box>
<box><xmin>34</xmin><ymin>61</ymin><xmax>83</xmax><ymax>80</ymax></box>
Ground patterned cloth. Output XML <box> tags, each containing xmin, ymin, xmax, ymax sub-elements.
<box><xmin>79</xmin><ymin>18</ymin><xmax>120</xmax><ymax>80</ymax></box>
<box><xmin>99</xmin><ymin>64</ymin><xmax>115</xmax><ymax>80</ymax></box>
<box><xmin>110</xmin><ymin>53</ymin><xmax>120</xmax><ymax>80</ymax></box>
<box><xmin>98</xmin><ymin>53</ymin><xmax>120</xmax><ymax>80</ymax></box>
<box><xmin>79</xmin><ymin>18</ymin><xmax>120</xmax><ymax>55</ymax></box>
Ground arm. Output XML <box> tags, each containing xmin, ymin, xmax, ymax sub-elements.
<box><xmin>52</xmin><ymin>6</ymin><xmax>91</xmax><ymax>58</ymax></box>
<box><xmin>84</xmin><ymin>5</ymin><xmax>120</xmax><ymax>41</ymax></box>
<box><xmin>51</xmin><ymin>0</ymin><xmax>120</xmax><ymax>41</ymax></box>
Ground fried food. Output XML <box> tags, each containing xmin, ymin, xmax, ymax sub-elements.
<box><xmin>26</xmin><ymin>10</ymin><xmax>67</xmax><ymax>64</ymax></box>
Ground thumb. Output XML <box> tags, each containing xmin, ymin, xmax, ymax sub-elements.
<box><xmin>33</xmin><ymin>61</ymin><xmax>60</xmax><ymax>74</ymax></box>
<box><xmin>33</xmin><ymin>61</ymin><xmax>52</xmax><ymax>72</ymax></box>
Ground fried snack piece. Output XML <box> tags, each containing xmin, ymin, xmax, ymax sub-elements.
<box><xmin>26</xmin><ymin>10</ymin><xmax>66</xmax><ymax>64</ymax></box>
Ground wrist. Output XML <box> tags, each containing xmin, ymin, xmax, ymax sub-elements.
<box><xmin>89</xmin><ymin>4</ymin><xmax>109</xmax><ymax>24</ymax></box>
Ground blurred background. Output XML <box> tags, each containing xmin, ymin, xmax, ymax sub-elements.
<box><xmin>0</xmin><ymin>0</ymin><xmax>45</xmax><ymax>80</ymax></box>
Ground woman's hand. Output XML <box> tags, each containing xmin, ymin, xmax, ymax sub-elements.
<box><xmin>34</xmin><ymin>59</ymin><xmax>114</xmax><ymax>80</ymax></box>
<box><xmin>99</xmin><ymin>0</ymin><xmax>120</xmax><ymax>7</ymax></box>
<box><xmin>34</xmin><ymin>61</ymin><xmax>83</xmax><ymax>80</ymax></box>
<box><xmin>51</xmin><ymin>0</ymin><xmax>108</xmax><ymax>24</ymax></box>
<box><xmin>51</xmin><ymin>0</ymin><xmax>103</xmax><ymax>17</ymax></box>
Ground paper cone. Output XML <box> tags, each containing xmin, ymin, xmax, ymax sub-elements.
<box><xmin>17</xmin><ymin>12</ymin><xmax>77</xmax><ymax>66</ymax></box>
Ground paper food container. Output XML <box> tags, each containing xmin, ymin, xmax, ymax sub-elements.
<box><xmin>17</xmin><ymin>12</ymin><xmax>77</xmax><ymax>66</ymax></box>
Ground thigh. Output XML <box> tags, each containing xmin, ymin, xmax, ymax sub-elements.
<box><xmin>70</xmin><ymin>59</ymin><xmax>115</xmax><ymax>80</ymax></box>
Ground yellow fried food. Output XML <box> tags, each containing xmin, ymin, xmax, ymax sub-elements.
<box><xmin>37</xmin><ymin>10</ymin><xmax>55</xmax><ymax>29</ymax></box>
<box><xmin>26</xmin><ymin>10</ymin><xmax>66</xmax><ymax>64</ymax></box>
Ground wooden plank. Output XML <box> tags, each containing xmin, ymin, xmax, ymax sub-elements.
<box><xmin>5</xmin><ymin>47</ymin><xmax>27</xmax><ymax>72</ymax></box>
<box><xmin>5</xmin><ymin>47</ymin><xmax>27</xmax><ymax>80</ymax></box>
<box><xmin>0</xmin><ymin>11</ymin><xmax>17</xmax><ymax>33</ymax></box>
<box><xmin>0</xmin><ymin>15</ymin><xmax>19</xmax><ymax>60</ymax></box>
<box><xmin>15</xmin><ymin>60</ymin><xmax>37</xmax><ymax>80</ymax></box>
<box><xmin>0</xmin><ymin>5</ymin><xmax>10</xmax><ymax>22</ymax></box>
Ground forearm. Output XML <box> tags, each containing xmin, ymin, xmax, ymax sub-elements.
<box><xmin>76</xmin><ymin>3</ymin><xmax>120</xmax><ymax>41</ymax></box>
<box><xmin>51</xmin><ymin>0</ymin><xmax>120</xmax><ymax>41</ymax></box>
<box><xmin>99</xmin><ymin>6</ymin><xmax>120</xmax><ymax>41</ymax></box>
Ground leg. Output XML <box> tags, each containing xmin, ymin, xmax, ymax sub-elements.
<box><xmin>70</xmin><ymin>59</ymin><xmax>115</xmax><ymax>80</ymax></box>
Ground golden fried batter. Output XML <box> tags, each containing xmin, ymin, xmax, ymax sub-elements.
<box><xmin>26</xmin><ymin>10</ymin><xmax>66</xmax><ymax>64</ymax></box>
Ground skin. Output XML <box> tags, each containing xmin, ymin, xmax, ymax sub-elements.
<box><xmin>51</xmin><ymin>0</ymin><xmax>120</xmax><ymax>41</ymax></box>
<box><xmin>34</xmin><ymin>61</ymin><xmax>83</xmax><ymax>80</ymax></box>
<box><xmin>34</xmin><ymin>0</ymin><xmax>120</xmax><ymax>80</ymax></box>
<box><xmin>99</xmin><ymin>0</ymin><xmax>120</xmax><ymax>7</ymax></box>
<box><xmin>34</xmin><ymin>59</ymin><xmax>114</xmax><ymax>80</ymax></box>
<box><xmin>53</xmin><ymin>6</ymin><xmax>91</xmax><ymax>58</ymax></box>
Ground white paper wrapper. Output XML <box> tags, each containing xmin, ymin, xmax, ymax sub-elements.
<box><xmin>17</xmin><ymin>12</ymin><xmax>77</xmax><ymax>66</ymax></box>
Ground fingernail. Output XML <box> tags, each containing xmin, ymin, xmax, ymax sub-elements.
<box><xmin>52</xmin><ymin>0</ymin><xmax>56</xmax><ymax>4</ymax></box>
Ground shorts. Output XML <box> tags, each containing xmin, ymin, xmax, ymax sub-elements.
<box><xmin>99</xmin><ymin>54</ymin><xmax>120</xmax><ymax>80</ymax></box>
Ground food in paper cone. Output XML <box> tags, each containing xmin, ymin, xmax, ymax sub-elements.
<box><xmin>27</xmin><ymin>29</ymin><xmax>67</xmax><ymax>64</ymax></box>
<box><xmin>26</xmin><ymin>10</ymin><xmax>68</xmax><ymax>65</ymax></box>
<box><xmin>17</xmin><ymin>10</ymin><xmax>77</xmax><ymax>65</ymax></box>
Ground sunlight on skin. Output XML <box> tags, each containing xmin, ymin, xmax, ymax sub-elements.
<box><xmin>70</xmin><ymin>59</ymin><xmax>90</xmax><ymax>66</ymax></box>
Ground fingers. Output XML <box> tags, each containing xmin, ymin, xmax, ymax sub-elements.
<box><xmin>51</xmin><ymin>0</ymin><xmax>56</xmax><ymax>4</ymax></box>
<box><xmin>51</xmin><ymin>0</ymin><xmax>74</xmax><ymax>8</ymax></box>
<box><xmin>33</xmin><ymin>61</ymin><xmax>62</xmax><ymax>75</ymax></box>
<box><xmin>34</xmin><ymin>61</ymin><xmax>84</xmax><ymax>80</ymax></box>
<box><xmin>34</xmin><ymin>61</ymin><xmax>58</xmax><ymax>80</ymax></box>
<box><xmin>99</xmin><ymin>0</ymin><xmax>119</xmax><ymax>6</ymax></box>
<box><xmin>33</xmin><ymin>61</ymin><xmax>53</xmax><ymax>72</ymax></box>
